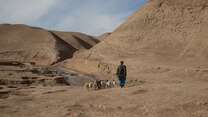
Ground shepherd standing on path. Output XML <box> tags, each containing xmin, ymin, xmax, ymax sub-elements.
<box><xmin>116</xmin><ymin>61</ymin><xmax>127</xmax><ymax>88</ymax></box>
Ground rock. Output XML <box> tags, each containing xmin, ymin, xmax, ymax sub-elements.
<box><xmin>7</xmin><ymin>86</ymin><xmax>18</xmax><ymax>88</ymax></box>
<box><xmin>0</xmin><ymin>86</ymin><xmax>4</xmax><ymax>90</ymax></box>
<box><xmin>0</xmin><ymin>90</ymin><xmax>11</xmax><ymax>99</ymax></box>
<box><xmin>20</xmin><ymin>80</ymin><xmax>34</xmax><ymax>85</ymax></box>
<box><xmin>0</xmin><ymin>79</ymin><xmax>8</xmax><ymax>85</ymax></box>
<box><xmin>54</xmin><ymin>77</ymin><xmax>70</xmax><ymax>85</ymax></box>
<box><xmin>21</xmin><ymin>76</ymin><xmax>29</xmax><ymax>80</ymax></box>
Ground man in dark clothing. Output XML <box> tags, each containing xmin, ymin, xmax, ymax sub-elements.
<box><xmin>116</xmin><ymin>61</ymin><xmax>127</xmax><ymax>88</ymax></box>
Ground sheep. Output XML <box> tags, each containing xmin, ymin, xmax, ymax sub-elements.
<box><xmin>106</xmin><ymin>80</ymin><xmax>112</xmax><ymax>88</ymax></box>
<box><xmin>84</xmin><ymin>79</ymin><xmax>119</xmax><ymax>91</ymax></box>
<box><xmin>84</xmin><ymin>81</ymin><xmax>94</xmax><ymax>90</ymax></box>
<box><xmin>101</xmin><ymin>80</ymin><xmax>107</xmax><ymax>89</ymax></box>
<box><xmin>96</xmin><ymin>80</ymin><xmax>102</xmax><ymax>89</ymax></box>
<box><xmin>84</xmin><ymin>80</ymin><xmax>104</xmax><ymax>90</ymax></box>
<box><xmin>112</xmin><ymin>80</ymin><xmax>117</xmax><ymax>88</ymax></box>
<box><xmin>92</xmin><ymin>80</ymin><xmax>97</xmax><ymax>90</ymax></box>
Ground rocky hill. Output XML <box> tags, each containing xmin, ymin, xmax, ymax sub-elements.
<box><xmin>63</xmin><ymin>0</ymin><xmax>208</xmax><ymax>76</ymax></box>
<box><xmin>0</xmin><ymin>24</ymin><xmax>99</xmax><ymax>65</ymax></box>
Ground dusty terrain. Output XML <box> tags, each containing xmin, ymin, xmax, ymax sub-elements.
<box><xmin>1</xmin><ymin>64</ymin><xmax>208</xmax><ymax>117</ymax></box>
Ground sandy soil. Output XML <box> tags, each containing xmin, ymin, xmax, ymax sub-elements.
<box><xmin>1</xmin><ymin>65</ymin><xmax>208</xmax><ymax>117</ymax></box>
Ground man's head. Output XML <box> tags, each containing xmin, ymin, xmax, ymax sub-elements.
<box><xmin>120</xmin><ymin>61</ymin><xmax>124</xmax><ymax>65</ymax></box>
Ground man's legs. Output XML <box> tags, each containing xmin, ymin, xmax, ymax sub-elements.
<box><xmin>119</xmin><ymin>76</ymin><xmax>126</xmax><ymax>88</ymax></box>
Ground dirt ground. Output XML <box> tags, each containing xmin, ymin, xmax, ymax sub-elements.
<box><xmin>1</xmin><ymin>65</ymin><xmax>208</xmax><ymax>117</ymax></box>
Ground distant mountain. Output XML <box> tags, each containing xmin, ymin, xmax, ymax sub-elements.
<box><xmin>0</xmin><ymin>24</ymin><xmax>99</xmax><ymax>65</ymax></box>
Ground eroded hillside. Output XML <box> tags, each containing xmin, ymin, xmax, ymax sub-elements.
<box><xmin>0</xmin><ymin>24</ymin><xmax>99</xmax><ymax>65</ymax></box>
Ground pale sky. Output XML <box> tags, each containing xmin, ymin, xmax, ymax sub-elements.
<box><xmin>0</xmin><ymin>0</ymin><xmax>147</xmax><ymax>35</ymax></box>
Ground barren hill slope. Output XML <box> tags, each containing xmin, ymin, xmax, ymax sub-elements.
<box><xmin>97</xmin><ymin>32</ymin><xmax>111</xmax><ymax>40</ymax></box>
<box><xmin>52</xmin><ymin>31</ymin><xmax>99</xmax><ymax>50</ymax></box>
<box><xmin>64</xmin><ymin>0</ymin><xmax>208</xmax><ymax>76</ymax></box>
<box><xmin>0</xmin><ymin>24</ymin><xmax>99</xmax><ymax>65</ymax></box>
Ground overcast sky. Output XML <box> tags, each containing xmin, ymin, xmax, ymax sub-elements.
<box><xmin>0</xmin><ymin>0</ymin><xmax>147</xmax><ymax>36</ymax></box>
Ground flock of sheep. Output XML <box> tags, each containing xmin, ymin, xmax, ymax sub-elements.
<box><xmin>84</xmin><ymin>80</ymin><xmax>118</xmax><ymax>90</ymax></box>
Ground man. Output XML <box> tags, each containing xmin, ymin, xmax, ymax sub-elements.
<box><xmin>116</xmin><ymin>61</ymin><xmax>127</xmax><ymax>88</ymax></box>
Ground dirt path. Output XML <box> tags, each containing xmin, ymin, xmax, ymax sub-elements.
<box><xmin>1</xmin><ymin>73</ymin><xmax>208</xmax><ymax>117</ymax></box>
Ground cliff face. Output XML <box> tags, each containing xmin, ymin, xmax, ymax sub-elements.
<box><xmin>0</xmin><ymin>24</ymin><xmax>99</xmax><ymax>65</ymax></box>
<box><xmin>64</xmin><ymin>0</ymin><xmax>208</xmax><ymax>75</ymax></box>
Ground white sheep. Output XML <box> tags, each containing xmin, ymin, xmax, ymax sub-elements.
<box><xmin>106</xmin><ymin>80</ymin><xmax>112</xmax><ymax>88</ymax></box>
<box><xmin>112</xmin><ymin>80</ymin><xmax>117</xmax><ymax>88</ymax></box>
